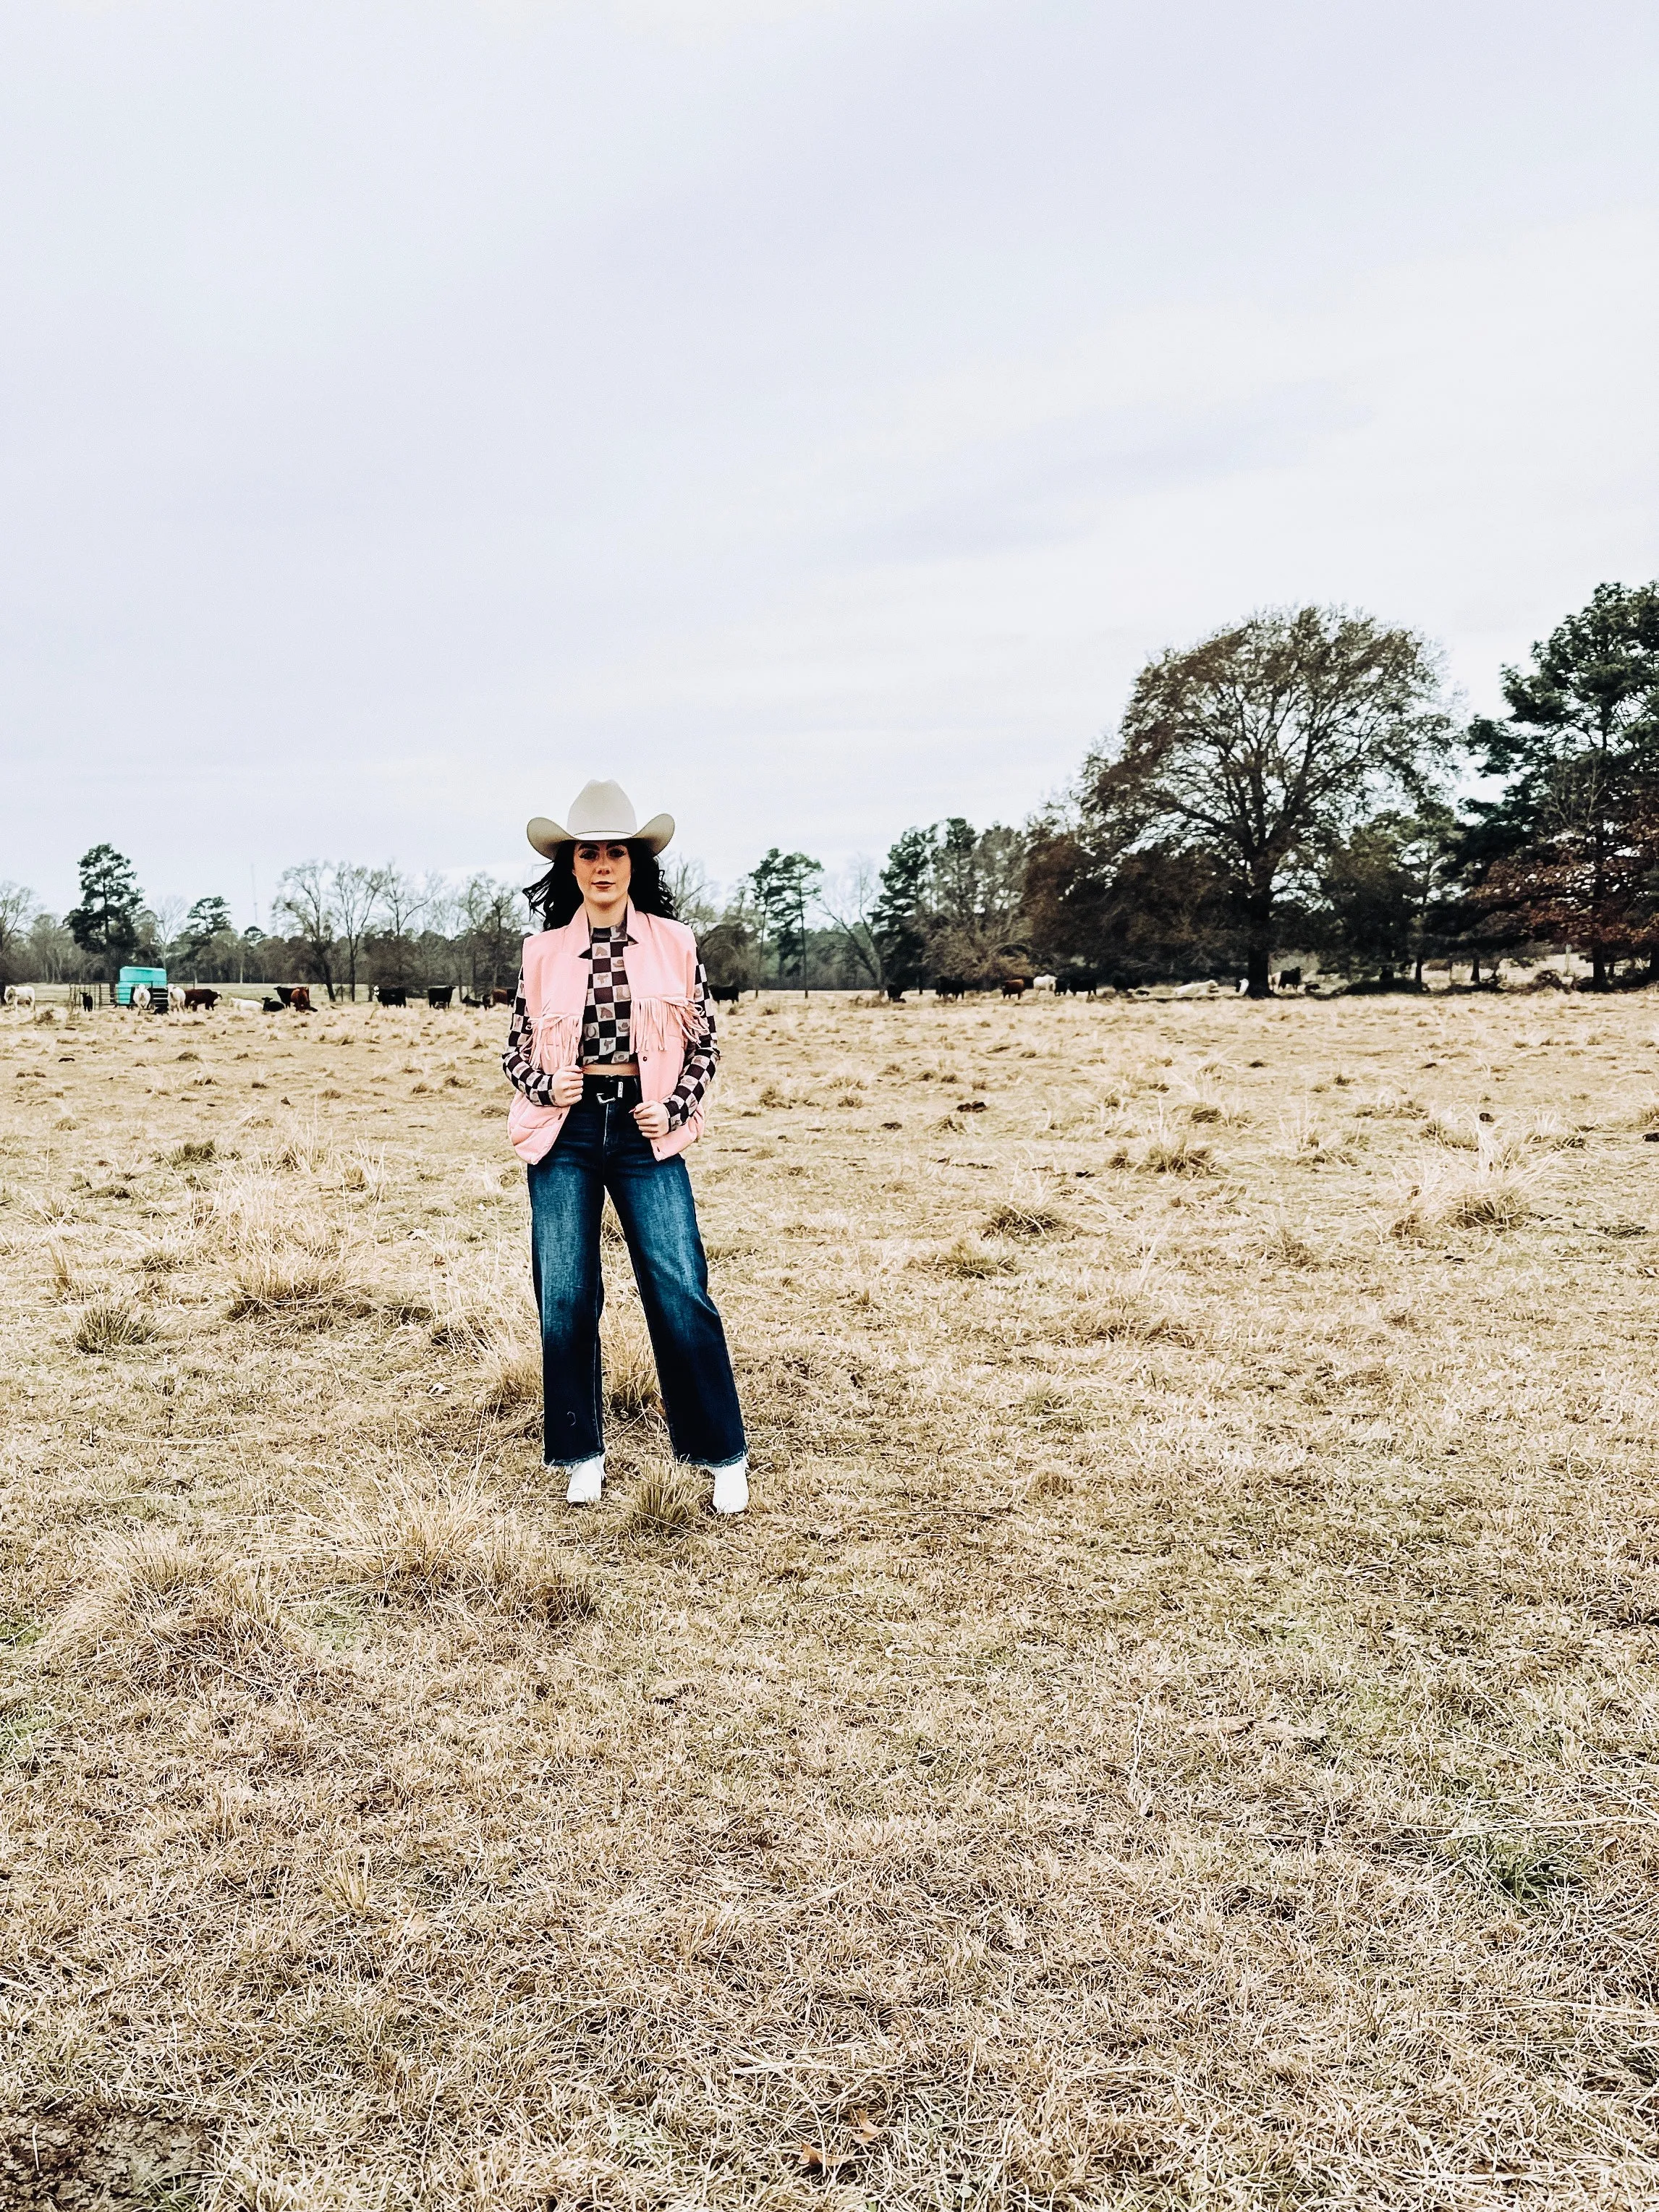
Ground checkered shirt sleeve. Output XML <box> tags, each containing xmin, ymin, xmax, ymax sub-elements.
<box><xmin>664</xmin><ymin>957</ymin><xmax>718</xmax><ymax>1130</ymax></box>
<box><xmin>501</xmin><ymin>974</ymin><xmax>557</xmax><ymax>1103</ymax></box>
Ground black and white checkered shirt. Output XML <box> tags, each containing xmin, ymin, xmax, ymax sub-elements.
<box><xmin>502</xmin><ymin>923</ymin><xmax>718</xmax><ymax>1132</ymax></box>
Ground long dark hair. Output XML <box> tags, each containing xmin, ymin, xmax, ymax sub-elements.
<box><xmin>524</xmin><ymin>842</ymin><xmax>679</xmax><ymax>930</ymax></box>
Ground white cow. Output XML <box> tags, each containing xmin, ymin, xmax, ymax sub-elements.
<box><xmin>1032</xmin><ymin>973</ymin><xmax>1057</xmax><ymax>993</ymax></box>
<box><xmin>168</xmin><ymin>985</ymin><xmax>187</xmax><ymax>1012</ymax></box>
<box><xmin>4</xmin><ymin>985</ymin><xmax>35</xmax><ymax>1010</ymax></box>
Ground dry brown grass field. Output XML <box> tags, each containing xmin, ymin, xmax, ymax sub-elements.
<box><xmin>3</xmin><ymin>986</ymin><xmax>1659</xmax><ymax>2210</ymax></box>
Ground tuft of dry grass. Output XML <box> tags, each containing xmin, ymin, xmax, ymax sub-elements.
<box><xmin>321</xmin><ymin>1464</ymin><xmax>595</xmax><ymax>1619</ymax></box>
<box><xmin>1260</xmin><ymin>1218</ymin><xmax>1323</xmax><ymax>1266</ymax></box>
<box><xmin>981</xmin><ymin>1199</ymin><xmax>1068</xmax><ymax>1237</ymax></box>
<box><xmin>1425</xmin><ymin>1106</ymin><xmax>1484</xmax><ymax>1148</ymax></box>
<box><xmin>72</xmin><ymin>1295</ymin><xmax>156</xmax><ymax>1353</ymax></box>
<box><xmin>1352</xmin><ymin>1085</ymin><xmax>1423</xmax><ymax>1119</ymax></box>
<box><xmin>1139</xmin><ymin>1130</ymin><xmax>1215</xmax><ymax>1175</ymax></box>
<box><xmin>40</xmin><ymin>1531</ymin><xmax>299</xmax><ymax>1687</ymax></box>
<box><xmin>1391</xmin><ymin>1147</ymin><xmax>1540</xmax><ymax>1237</ymax></box>
<box><xmin>606</xmin><ymin>1316</ymin><xmax>662</xmax><ymax>1417</ymax></box>
<box><xmin>618</xmin><ymin>1463</ymin><xmax>702</xmax><ymax>1536</ymax></box>
<box><xmin>164</xmin><ymin>1137</ymin><xmax>216</xmax><ymax>1168</ymax></box>
<box><xmin>137</xmin><ymin>1234</ymin><xmax>190</xmax><ymax>1274</ymax></box>
<box><xmin>480</xmin><ymin>1335</ymin><xmax>542</xmax><ymax>1412</ymax></box>
<box><xmin>226</xmin><ymin>1240</ymin><xmax>350</xmax><ymax>1318</ymax></box>
<box><xmin>932</xmin><ymin>1233</ymin><xmax>1017</xmax><ymax>1276</ymax></box>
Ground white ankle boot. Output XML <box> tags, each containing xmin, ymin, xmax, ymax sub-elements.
<box><xmin>563</xmin><ymin>1456</ymin><xmax>604</xmax><ymax>1506</ymax></box>
<box><xmin>710</xmin><ymin>1457</ymin><xmax>749</xmax><ymax>1515</ymax></box>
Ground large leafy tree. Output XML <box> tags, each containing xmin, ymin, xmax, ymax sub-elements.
<box><xmin>177</xmin><ymin>895</ymin><xmax>234</xmax><ymax>972</ymax></box>
<box><xmin>1320</xmin><ymin>804</ymin><xmax>1461</xmax><ymax>986</ymax></box>
<box><xmin>1085</xmin><ymin>607</ymin><xmax>1451</xmax><ymax>995</ymax></box>
<box><xmin>65</xmin><ymin>844</ymin><xmax>144</xmax><ymax>978</ymax></box>
<box><xmin>1462</xmin><ymin>582</ymin><xmax>1659</xmax><ymax>986</ymax></box>
<box><xmin>1024</xmin><ymin>825</ymin><xmax>1239</xmax><ymax>985</ymax></box>
<box><xmin>870</xmin><ymin>827</ymin><xmax>936</xmax><ymax>991</ymax></box>
<box><xmin>748</xmin><ymin>849</ymin><xmax>823</xmax><ymax>988</ymax></box>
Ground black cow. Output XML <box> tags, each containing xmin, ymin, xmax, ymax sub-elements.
<box><xmin>933</xmin><ymin>976</ymin><xmax>967</xmax><ymax>1001</ymax></box>
<box><xmin>1001</xmin><ymin>976</ymin><xmax>1030</xmax><ymax>999</ymax></box>
<box><xmin>1055</xmin><ymin>970</ymin><xmax>1099</xmax><ymax>996</ymax></box>
<box><xmin>885</xmin><ymin>983</ymin><xmax>907</xmax><ymax>1003</ymax></box>
<box><xmin>1278</xmin><ymin>967</ymin><xmax>1302</xmax><ymax>991</ymax></box>
<box><xmin>427</xmin><ymin>985</ymin><xmax>457</xmax><ymax>1009</ymax></box>
<box><xmin>710</xmin><ymin>983</ymin><xmax>743</xmax><ymax>1005</ymax></box>
<box><xmin>377</xmin><ymin>986</ymin><xmax>408</xmax><ymax>1008</ymax></box>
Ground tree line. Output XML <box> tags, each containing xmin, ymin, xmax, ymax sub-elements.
<box><xmin>5</xmin><ymin>582</ymin><xmax>1656</xmax><ymax>1001</ymax></box>
<box><xmin>696</xmin><ymin>582</ymin><xmax>1659</xmax><ymax>999</ymax></box>
<box><xmin>0</xmin><ymin>857</ymin><xmax>530</xmax><ymax>999</ymax></box>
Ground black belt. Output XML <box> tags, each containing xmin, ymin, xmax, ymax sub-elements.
<box><xmin>581</xmin><ymin>1072</ymin><xmax>642</xmax><ymax>1106</ymax></box>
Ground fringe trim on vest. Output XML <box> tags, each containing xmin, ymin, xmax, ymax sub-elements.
<box><xmin>527</xmin><ymin>1010</ymin><xmax>582</xmax><ymax>1072</ymax></box>
<box><xmin>629</xmin><ymin>994</ymin><xmax>700</xmax><ymax>1056</ymax></box>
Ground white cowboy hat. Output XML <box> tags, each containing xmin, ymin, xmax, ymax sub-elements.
<box><xmin>527</xmin><ymin>779</ymin><xmax>675</xmax><ymax>858</ymax></box>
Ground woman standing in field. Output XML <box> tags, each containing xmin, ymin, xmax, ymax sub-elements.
<box><xmin>501</xmin><ymin>780</ymin><xmax>748</xmax><ymax>1514</ymax></box>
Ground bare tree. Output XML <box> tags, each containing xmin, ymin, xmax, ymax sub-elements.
<box><xmin>372</xmin><ymin>867</ymin><xmax>427</xmax><ymax>991</ymax></box>
<box><xmin>331</xmin><ymin>863</ymin><xmax>382</xmax><ymax>1003</ymax></box>
<box><xmin>274</xmin><ymin>863</ymin><xmax>339</xmax><ymax>998</ymax></box>
<box><xmin>459</xmin><ymin>873</ymin><xmax>527</xmax><ymax>994</ymax></box>
<box><xmin>420</xmin><ymin>872</ymin><xmax>460</xmax><ymax>941</ymax></box>
<box><xmin>815</xmin><ymin>859</ymin><xmax>884</xmax><ymax>987</ymax></box>
<box><xmin>663</xmin><ymin>855</ymin><xmax>718</xmax><ymax>933</ymax></box>
<box><xmin>0</xmin><ymin>882</ymin><xmax>37</xmax><ymax>983</ymax></box>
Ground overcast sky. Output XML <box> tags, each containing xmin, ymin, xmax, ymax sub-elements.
<box><xmin>4</xmin><ymin>0</ymin><xmax>1657</xmax><ymax>923</ymax></box>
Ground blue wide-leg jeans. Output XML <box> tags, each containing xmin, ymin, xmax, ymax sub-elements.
<box><xmin>527</xmin><ymin>1099</ymin><xmax>746</xmax><ymax>1470</ymax></box>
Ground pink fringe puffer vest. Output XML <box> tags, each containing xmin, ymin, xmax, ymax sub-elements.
<box><xmin>506</xmin><ymin>904</ymin><xmax>708</xmax><ymax>1166</ymax></box>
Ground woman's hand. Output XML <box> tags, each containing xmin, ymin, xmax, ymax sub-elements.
<box><xmin>550</xmin><ymin>1067</ymin><xmax>585</xmax><ymax>1106</ymax></box>
<box><xmin>632</xmin><ymin>1101</ymin><xmax>671</xmax><ymax>1141</ymax></box>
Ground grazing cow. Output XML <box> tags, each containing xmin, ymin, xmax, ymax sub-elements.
<box><xmin>376</xmin><ymin>986</ymin><xmax>408</xmax><ymax>1009</ymax></box>
<box><xmin>933</xmin><ymin>976</ymin><xmax>967</xmax><ymax>1001</ymax></box>
<box><xmin>709</xmin><ymin>983</ymin><xmax>742</xmax><ymax>1005</ymax></box>
<box><xmin>4</xmin><ymin>985</ymin><xmax>36</xmax><ymax>1010</ymax></box>
<box><xmin>427</xmin><ymin>985</ymin><xmax>456</xmax><ymax>1009</ymax></box>
<box><xmin>885</xmin><ymin>983</ymin><xmax>907</xmax><ymax>1003</ymax></box>
<box><xmin>1055</xmin><ymin>970</ymin><xmax>1099</xmax><ymax>996</ymax></box>
<box><xmin>488</xmin><ymin>987</ymin><xmax>515</xmax><ymax>1007</ymax></box>
<box><xmin>1277</xmin><ymin>967</ymin><xmax>1302</xmax><ymax>991</ymax></box>
<box><xmin>1001</xmin><ymin>976</ymin><xmax>1030</xmax><ymax>999</ymax></box>
<box><xmin>1032</xmin><ymin>973</ymin><xmax>1056</xmax><ymax>993</ymax></box>
<box><xmin>182</xmin><ymin>988</ymin><xmax>219</xmax><ymax>1011</ymax></box>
